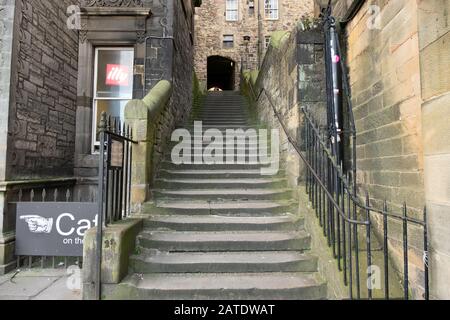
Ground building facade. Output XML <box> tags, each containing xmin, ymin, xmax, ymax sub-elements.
<box><xmin>194</xmin><ymin>0</ymin><xmax>315</xmax><ymax>90</ymax></box>
<box><xmin>0</xmin><ymin>0</ymin><xmax>198</xmax><ymax>274</ymax></box>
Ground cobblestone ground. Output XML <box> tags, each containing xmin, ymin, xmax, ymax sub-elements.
<box><xmin>0</xmin><ymin>269</ymin><xmax>81</xmax><ymax>300</ymax></box>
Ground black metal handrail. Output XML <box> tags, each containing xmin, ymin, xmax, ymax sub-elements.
<box><xmin>95</xmin><ymin>112</ymin><xmax>137</xmax><ymax>300</ymax></box>
<box><xmin>244</xmin><ymin>35</ymin><xmax>429</xmax><ymax>299</ymax></box>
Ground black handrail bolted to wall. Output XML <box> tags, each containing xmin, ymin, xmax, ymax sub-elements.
<box><xmin>244</xmin><ymin>6</ymin><xmax>430</xmax><ymax>299</ymax></box>
<box><xmin>95</xmin><ymin>112</ymin><xmax>136</xmax><ymax>300</ymax></box>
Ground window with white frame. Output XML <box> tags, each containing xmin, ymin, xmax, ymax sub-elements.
<box><xmin>223</xmin><ymin>35</ymin><xmax>234</xmax><ymax>48</ymax></box>
<box><xmin>92</xmin><ymin>47</ymin><xmax>134</xmax><ymax>152</ymax></box>
<box><xmin>226</xmin><ymin>0</ymin><xmax>239</xmax><ymax>21</ymax></box>
<box><xmin>265</xmin><ymin>0</ymin><xmax>279</xmax><ymax>20</ymax></box>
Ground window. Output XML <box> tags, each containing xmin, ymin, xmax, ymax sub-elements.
<box><xmin>223</xmin><ymin>35</ymin><xmax>234</xmax><ymax>48</ymax></box>
<box><xmin>265</xmin><ymin>0</ymin><xmax>279</xmax><ymax>20</ymax></box>
<box><xmin>226</xmin><ymin>0</ymin><xmax>238</xmax><ymax>21</ymax></box>
<box><xmin>265</xmin><ymin>36</ymin><xmax>271</xmax><ymax>49</ymax></box>
<box><xmin>92</xmin><ymin>47</ymin><xmax>134</xmax><ymax>151</ymax></box>
<box><xmin>248</xmin><ymin>0</ymin><xmax>255</xmax><ymax>15</ymax></box>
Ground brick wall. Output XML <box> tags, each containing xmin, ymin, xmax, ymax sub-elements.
<box><xmin>7</xmin><ymin>0</ymin><xmax>78</xmax><ymax>179</ymax></box>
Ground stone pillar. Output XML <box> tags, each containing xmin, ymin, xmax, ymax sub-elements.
<box><xmin>0</xmin><ymin>0</ymin><xmax>18</xmax><ymax>274</ymax></box>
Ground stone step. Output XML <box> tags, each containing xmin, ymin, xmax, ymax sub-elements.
<box><xmin>143</xmin><ymin>199</ymin><xmax>297</xmax><ymax>215</ymax></box>
<box><xmin>160</xmin><ymin>161</ymin><xmax>280</xmax><ymax>171</ymax></box>
<box><xmin>105</xmin><ymin>272</ymin><xmax>327</xmax><ymax>300</ymax></box>
<box><xmin>130</xmin><ymin>251</ymin><xmax>318</xmax><ymax>273</ymax></box>
<box><xmin>158</xmin><ymin>169</ymin><xmax>285</xmax><ymax>179</ymax></box>
<box><xmin>154</xmin><ymin>177</ymin><xmax>288</xmax><ymax>189</ymax></box>
<box><xmin>153</xmin><ymin>188</ymin><xmax>293</xmax><ymax>201</ymax></box>
<box><xmin>143</xmin><ymin>214</ymin><xmax>304</xmax><ymax>231</ymax></box>
<box><xmin>179</xmin><ymin>125</ymin><xmax>259</xmax><ymax>130</ymax></box>
<box><xmin>136</xmin><ymin>230</ymin><xmax>311</xmax><ymax>252</ymax></box>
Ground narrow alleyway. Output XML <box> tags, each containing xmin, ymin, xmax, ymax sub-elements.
<box><xmin>105</xmin><ymin>91</ymin><xmax>326</xmax><ymax>300</ymax></box>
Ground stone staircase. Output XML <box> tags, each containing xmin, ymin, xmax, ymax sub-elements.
<box><xmin>106</xmin><ymin>91</ymin><xmax>327</xmax><ymax>300</ymax></box>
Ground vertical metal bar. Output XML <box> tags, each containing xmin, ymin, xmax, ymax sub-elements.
<box><xmin>366</xmin><ymin>193</ymin><xmax>372</xmax><ymax>300</ymax></box>
<box><xmin>423</xmin><ymin>206</ymin><xmax>429</xmax><ymax>300</ymax></box>
<box><xmin>403</xmin><ymin>203</ymin><xmax>409</xmax><ymax>300</ymax></box>
<box><xmin>341</xmin><ymin>174</ymin><xmax>347</xmax><ymax>285</ymax></box>
<box><xmin>127</xmin><ymin>137</ymin><xmax>133</xmax><ymax>217</ymax></box>
<box><xmin>336</xmin><ymin>167</ymin><xmax>341</xmax><ymax>270</ymax></box>
<box><xmin>318</xmin><ymin>136</ymin><xmax>323</xmax><ymax>227</ymax></box>
<box><xmin>353</xmin><ymin>199</ymin><xmax>360</xmax><ymax>299</ymax></box>
<box><xmin>383</xmin><ymin>200</ymin><xmax>390</xmax><ymax>300</ymax></box>
<box><xmin>95</xmin><ymin>113</ymin><xmax>107</xmax><ymax>301</ymax></box>
<box><xmin>346</xmin><ymin>178</ymin><xmax>353</xmax><ymax>299</ymax></box>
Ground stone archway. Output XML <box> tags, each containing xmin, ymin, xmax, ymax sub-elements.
<box><xmin>207</xmin><ymin>56</ymin><xmax>236</xmax><ymax>90</ymax></box>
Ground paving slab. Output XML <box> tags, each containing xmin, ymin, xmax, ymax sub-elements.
<box><xmin>0</xmin><ymin>269</ymin><xmax>81</xmax><ymax>300</ymax></box>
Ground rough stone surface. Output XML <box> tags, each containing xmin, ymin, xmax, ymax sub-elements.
<box><xmin>194</xmin><ymin>0</ymin><xmax>315</xmax><ymax>90</ymax></box>
<box><xmin>8</xmin><ymin>0</ymin><xmax>79</xmax><ymax>179</ymax></box>
<box><xmin>0</xmin><ymin>269</ymin><xmax>81</xmax><ymax>300</ymax></box>
<box><xmin>417</xmin><ymin>0</ymin><xmax>450</xmax><ymax>300</ymax></box>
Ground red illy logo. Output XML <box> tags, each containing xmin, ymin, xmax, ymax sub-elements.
<box><xmin>106</xmin><ymin>64</ymin><xmax>130</xmax><ymax>86</ymax></box>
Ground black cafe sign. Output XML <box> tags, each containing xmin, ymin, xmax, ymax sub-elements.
<box><xmin>15</xmin><ymin>202</ymin><xmax>98</xmax><ymax>257</ymax></box>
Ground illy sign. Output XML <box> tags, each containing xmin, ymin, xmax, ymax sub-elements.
<box><xmin>15</xmin><ymin>202</ymin><xmax>98</xmax><ymax>257</ymax></box>
<box><xmin>106</xmin><ymin>64</ymin><xmax>130</xmax><ymax>86</ymax></box>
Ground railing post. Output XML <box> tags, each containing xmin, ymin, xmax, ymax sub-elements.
<box><xmin>95</xmin><ymin>112</ymin><xmax>107</xmax><ymax>300</ymax></box>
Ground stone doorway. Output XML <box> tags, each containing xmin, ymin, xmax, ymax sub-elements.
<box><xmin>207</xmin><ymin>56</ymin><xmax>235</xmax><ymax>90</ymax></box>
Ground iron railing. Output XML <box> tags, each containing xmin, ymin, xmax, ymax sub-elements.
<box><xmin>244</xmin><ymin>10</ymin><xmax>429</xmax><ymax>298</ymax></box>
<box><xmin>4</xmin><ymin>179</ymin><xmax>81</xmax><ymax>269</ymax></box>
<box><xmin>95</xmin><ymin>112</ymin><xmax>136</xmax><ymax>300</ymax></box>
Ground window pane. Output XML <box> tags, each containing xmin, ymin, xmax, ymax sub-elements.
<box><xmin>95</xmin><ymin>49</ymin><xmax>134</xmax><ymax>99</ymax></box>
<box><xmin>94</xmin><ymin>100</ymin><xmax>128</xmax><ymax>141</ymax></box>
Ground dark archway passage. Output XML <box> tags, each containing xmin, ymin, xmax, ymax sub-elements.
<box><xmin>207</xmin><ymin>56</ymin><xmax>235</xmax><ymax>90</ymax></box>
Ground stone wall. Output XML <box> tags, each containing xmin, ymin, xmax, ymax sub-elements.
<box><xmin>0</xmin><ymin>0</ymin><xmax>16</xmax><ymax>182</ymax></box>
<box><xmin>343</xmin><ymin>0</ymin><xmax>427</xmax><ymax>298</ymax></box>
<box><xmin>194</xmin><ymin>0</ymin><xmax>314</xmax><ymax>90</ymax></box>
<box><xmin>345</xmin><ymin>0</ymin><xmax>425</xmax><ymax>216</ymax></box>
<box><xmin>417</xmin><ymin>0</ymin><xmax>450</xmax><ymax>300</ymax></box>
<box><xmin>151</xmin><ymin>0</ymin><xmax>194</xmax><ymax>182</ymax></box>
<box><xmin>242</xmin><ymin>27</ymin><xmax>345</xmax><ymax>298</ymax></box>
<box><xmin>8</xmin><ymin>0</ymin><xmax>79</xmax><ymax>179</ymax></box>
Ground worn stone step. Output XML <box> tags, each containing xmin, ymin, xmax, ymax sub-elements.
<box><xmin>160</xmin><ymin>161</ymin><xmax>280</xmax><ymax>171</ymax></box>
<box><xmin>130</xmin><ymin>251</ymin><xmax>318</xmax><ymax>273</ymax></box>
<box><xmin>158</xmin><ymin>169</ymin><xmax>286</xmax><ymax>179</ymax></box>
<box><xmin>153</xmin><ymin>188</ymin><xmax>293</xmax><ymax>201</ymax></box>
<box><xmin>154</xmin><ymin>177</ymin><xmax>288</xmax><ymax>189</ymax></box>
<box><xmin>104</xmin><ymin>272</ymin><xmax>327</xmax><ymax>300</ymax></box>
<box><xmin>136</xmin><ymin>230</ymin><xmax>311</xmax><ymax>252</ymax></box>
<box><xmin>144</xmin><ymin>199</ymin><xmax>297</xmax><ymax>215</ymax></box>
<box><xmin>143</xmin><ymin>214</ymin><xmax>304</xmax><ymax>231</ymax></box>
<box><xmin>179</xmin><ymin>125</ymin><xmax>259</xmax><ymax>131</ymax></box>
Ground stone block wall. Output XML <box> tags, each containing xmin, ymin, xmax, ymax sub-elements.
<box><xmin>417</xmin><ymin>0</ymin><xmax>450</xmax><ymax>300</ymax></box>
<box><xmin>194</xmin><ymin>0</ymin><xmax>314</xmax><ymax>90</ymax></box>
<box><xmin>248</xmin><ymin>27</ymin><xmax>326</xmax><ymax>190</ymax></box>
<box><xmin>343</xmin><ymin>0</ymin><xmax>427</xmax><ymax>298</ymax></box>
<box><xmin>150</xmin><ymin>0</ymin><xmax>194</xmax><ymax>184</ymax></box>
<box><xmin>0</xmin><ymin>0</ymin><xmax>16</xmax><ymax>182</ymax></box>
<box><xmin>345</xmin><ymin>0</ymin><xmax>425</xmax><ymax>216</ymax></box>
<box><xmin>8</xmin><ymin>0</ymin><xmax>79</xmax><ymax>179</ymax></box>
